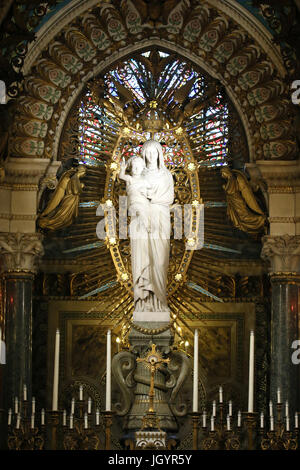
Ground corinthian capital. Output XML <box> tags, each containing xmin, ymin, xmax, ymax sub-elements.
<box><xmin>0</xmin><ymin>232</ymin><xmax>44</xmax><ymax>273</ymax></box>
<box><xmin>261</xmin><ymin>235</ymin><xmax>300</xmax><ymax>273</ymax></box>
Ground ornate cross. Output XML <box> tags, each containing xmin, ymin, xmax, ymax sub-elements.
<box><xmin>137</xmin><ymin>343</ymin><xmax>170</xmax><ymax>413</ymax></box>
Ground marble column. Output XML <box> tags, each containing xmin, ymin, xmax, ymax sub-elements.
<box><xmin>261</xmin><ymin>235</ymin><xmax>300</xmax><ymax>415</ymax></box>
<box><xmin>0</xmin><ymin>232</ymin><xmax>44</xmax><ymax>407</ymax></box>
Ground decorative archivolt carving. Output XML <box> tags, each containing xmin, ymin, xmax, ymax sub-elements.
<box><xmin>9</xmin><ymin>0</ymin><xmax>298</xmax><ymax>164</ymax></box>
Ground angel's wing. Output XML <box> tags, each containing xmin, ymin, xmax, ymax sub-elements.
<box><xmin>234</xmin><ymin>170</ymin><xmax>265</xmax><ymax>216</ymax></box>
<box><xmin>173</xmin><ymin>77</ymin><xmax>196</xmax><ymax>104</ymax></box>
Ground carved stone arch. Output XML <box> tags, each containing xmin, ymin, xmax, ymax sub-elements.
<box><xmin>10</xmin><ymin>0</ymin><xmax>298</xmax><ymax>165</ymax></box>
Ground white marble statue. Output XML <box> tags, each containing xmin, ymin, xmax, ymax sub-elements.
<box><xmin>119</xmin><ymin>140</ymin><xmax>174</xmax><ymax>318</ymax></box>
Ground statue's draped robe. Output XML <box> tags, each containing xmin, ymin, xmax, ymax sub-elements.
<box><xmin>130</xmin><ymin>168</ymin><xmax>174</xmax><ymax>312</ymax></box>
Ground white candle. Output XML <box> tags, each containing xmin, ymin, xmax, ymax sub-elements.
<box><xmin>193</xmin><ymin>329</ymin><xmax>199</xmax><ymax>412</ymax></box>
<box><xmin>228</xmin><ymin>400</ymin><xmax>232</xmax><ymax>416</ymax></box>
<box><xmin>79</xmin><ymin>385</ymin><xmax>83</xmax><ymax>401</ymax></box>
<box><xmin>202</xmin><ymin>410</ymin><xmax>207</xmax><ymax>428</ymax></box>
<box><xmin>8</xmin><ymin>409</ymin><xmax>12</xmax><ymax>426</ymax></box>
<box><xmin>226</xmin><ymin>415</ymin><xmax>231</xmax><ymax>431</ymax></box>
<box><xmin>286</xmin><ymin>416</ymin><xmax>290</xmax><ymax>432</ymax></box>
<box><xmin>31</xmin><ymin>414</ymin><xmax>35</xmax><ymax>429</ymax></box>
<box><xmin>106</xmin><ymin>330</ymin><xmax>112</xmax><ymax>411</ymax></box>
<box><xmin>248</xmin><ymin>330</ymin><xmax>254</xmax><ymax>412</ymax></box>
<box><xmin>88</xmin><ymin>397</ymin><xmax>92</xmax><ymax>414</ymax></box>
<box><xmin>295</xmin><ymin>413</ymin><xmax>299</xmax><ymax>429</ymax></box>
<box><xmin>84</xmin><ymin>412</ymin><xmax>88</xmax><ymax>429</ymax></box>
<box><xmin>63</xmin><ymin>410</ymin><xmax>67</xmax><ymax>426</ymax></box>
<box><xmin>285</xmin><ymin>400</ymin><xmax>289</xmax><ymax>417</ymax></box>
<box><xmin>260</xmin><ymin>412</ymin><xmax>264</xmax><ymax>428</ymax></box>
<box><xmin>277</xmin><ymin>388</ymin><xmax>281</xmax><ymax>404</ymax></box>
<box><xmin>69</xmin><ymin>415</ymin><xmax>73</xmax><ymax>429</ymax></box>
<box><xmin>269</xmin><ymin>400</ymin><xmax>273</xmax><ymax>417</ymax></box>
<box><xmin>14</xmin><ymin>397</ymin><xmax>18</xmax><ymax>414</ymax></box>
<box><xmin>211</xmin><ymin>416</ymin><xmax>215</xmax><ymax>432</ymax></box>
<box><xmin>96</xmin><ymin>408</ymin><xmax>100</xmax><ymax>426</ymax></box>
<box><xmin>32</xmin><ymin>397</ymin><xmax>35</xmax><ymax>414</ymax></box>
<box><xmin>16</xmin><ymin>413</ymin><xmax>20</xmax><ymax>429</ymax></box>
<box><xmin>41</xmin><ymin>409</ymin><xmax>45</xmax><ymax>426</ymax></box>
<box><xmin>219</xmin><ymin>386</ymin><xmax>223</xmax><ymax>404</ymax></box>
<box><xmin>71</xmin><ymin>398</ymin><xmax>75</xmax><ymax>415</ymax></box>
<box><xmin>52</xmin><ymin>329</ymin><xmax>60</xmax><ymax>411</ymax></box>
<box><xmin>23</xmin><ymin>385</ymin><xmax>27</xmax><ymax>401</ymax></box>
<box><xmin>212</xmin><ymin>400</ymin><xmax>216</xmax><ymax>417</ymax></box>
<box><xmin>270</xmin><ymin>416</ymin><xmax>274</xmax><ymax>431</ymax></box>
<box><xmin>237</xmin><ymin>411</ymin><xmax>241</xmax><ymax>427</ymax></box>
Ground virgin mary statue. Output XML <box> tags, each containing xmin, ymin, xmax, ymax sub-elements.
<box><xmin>124</xmin><ymin>140</ymin><xmax>174</xmax><ymax>319</ymax></box>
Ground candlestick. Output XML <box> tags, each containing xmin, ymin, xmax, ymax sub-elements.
<box><xmin>8</xmin><ymin>409</ymin><xmax>12</xmax><ymax>426</ymax></box>
<box><xmin>96</xmin><ymin>408</ymin><xmax>100</xmax><ymax>426</ymax></box>
<box><xmin>193</xmin><ymin>329</ymin><xmax>199</xmax><ymax>412</ymax></box>
<box><xmin>23</xmin><ymin>385</ymin><xmax>27</xmax><ymax>401</ymax></box>
<box><xmin>106</xmin><ymin>330</ymin><xmax>112</xmax><ymax>412</ymax></box>
<box><xmin>63</xmin><ymin>410</ymin><xmax>67</xmax><ymax>426</ymax></box>
<box><xmin>202</xmin><ymin>410</ymin><xmax>207</xmax><ymax>428</ymax></box>
<box><xmin>286</xmin><ymin>416</ymin><xmax>290</xmax><ymax>432</ymax></box>
<box><xmin>270</xmin><ymin>416</ymin><xmax>274</xmax><ymax>431</ymax></box>
<box><xmin>41</xmin><ymin>409</ymin><xmax>45</xmax><ymax>426</ymax></box>
<box><xmin>14</xmin><ymin>397</ymin><xmax>18</xmax><ymax>414</ymax></box>
<box><xmin>212</xmin><ymin>400</ymin><xmax>216</xmax><ymax>417</ymax></box>
<box><xmin>248</xmin><ymin>330</ymin><xmax>254</xmax><ymax>412</ymax></box>
<box><xmin>219</xmin><ymin>386</ymin><xmax>223</xmax><ymax>404</ymax></box>
<box><xmin>228</xmin><ymin>400</ymin><xmax>232</xmax><ymax>416</ymax></box>
<box><xmin>295</xmin><ymin>412</ymin><xmax>299</xmax><ymax>429</ymax></box>
<box><xmin>84</xmin><ymin>412</ymin><xmax>88</xmax><ymax>429</ymax></box>
<box><xmin>71</xmin><ymin>397</ymin><xmax>75</xmax><ymax>415</ymax></box>
<box><xmin>210</xmin><ymin>415</ymin><xmax>214</xmax><ymax>432</ymax></box>
<box><xmin>52</xmin><ymin>329</ymin><xmax>60</xmax><ymax>411</ymax></box>
<box><xmin>285</xmin><ymin>400</ymin><xmax>289</xmax><ymax>417</ymax></box>
<box><xmin>260</xmin><ymin>412</ymin><xmax>264</xmax><ymax>428</ymax></box>
<box><xmin>226</xmin><ymin>414</ymin><xmax>231</xmax><ymax>431</ymax></box>
<box><xmin>237</xmin><ymin>410</ymin><xmax>241</xmax><ymax>427</ymax></box>
<box><xmin>79</xmin><ymin>385</ymin><xmax>83</xmax><ymax>401</ymax></box>
<box><xmin>277</xmin><ymin>388</ymin><xmax>281</xmax><ymax>404</ymax></box>
<box><xmin>269</xmin><ymin>400</ymin><xmax>273</xmax><ymax>417</ymax></box>
<box><xmin>69</xmin><ymin>414</ymin><xmax>73</xmax><ymax>429</ymax></box>
<box><xmin>16</xmin><ymin>413</ymin><xmax>20</xmax><ymax>429</ymax></box>
<box><xmin>31</xmin><ymin>414</ymin><xmax>35</xmax><ymax>429</ymax></box>
<box><xmin>88</xmin><ymin>397</ymin><xmax>92</xmax><ymax>414</ymax></box>
<box><xmin>32</xmin><ymin>397</ymin><xmax>36</xmax><ymax>414</ymax></box>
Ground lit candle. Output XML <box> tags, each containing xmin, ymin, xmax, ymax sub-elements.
<box><xmin>23</xmin><ymin>385</ymin><xmax>27</xmax><ymax>401</ymax></box>
<box><xmin>63</xmin><ymin>410</ymin><xmax>67</xmax><ymax>426</ymax></box>
<box><xmin>277</xmin><ymin>388</ymin><xmax>281</xmax><ymax>404</ymax></box>
<box><xmin>295</xmin><ymin>413</ymin><xmax>299</xmax><ymax>429</ymax></box>
<box><xmin>193</xmin><ymin>329</ymin><xmax>199</xmax><ymax>412</ymax></box>
<box><xmin>96</xmin><ymin>408</ymin><xmax>100</xmax><ymax>426</ymax></box>
<box><xmin>41</xmin><ymin>409</ymin><xmax>45</xmax><ymax>426</ymax></box>
<box><xmin>52</xmin><ymin>329</ymin><xmax>60</xmax><ymax>411</ymax></box>
<box><xmin>219</xmin><ymin>386</ymin><xmax>223</xmax><ymax>404</ymax></box>
<box><xmin>202</xmin><ymin>410</ymin><xmax>207</xmax><ymax>428</ymax></box>
<box><xmin>106</xmin><ymin>330</ymin><xmax>111</xmax><ymax>411</ymax></box>
<box><xmin>212</xmin><ymin>400</ymin><xmax>216</xmax><ymax>417</ymax></box>
<box><xmin>70</xmin><ymin>415</ymin><xmax>73</xmax><ymax>429</ymax></box>
<box><xmin>248</xmin><ymin>330</ymin><xmax>255</xmax><ymax>412</ymax></box>
<box><xmin>84</xmin><ymin>412</ymin><xmax>88</xmax><ymax>429</ymax></box>
<box><xmin>71</xmin><ymin>397</ymin><xmax>75</xmax><ymax>415</ymax></box>
<box><xmin>8</xmin><ymin>409</ymin><xmax>12</xmax><ymax>426</ymax></box>
<box><xmin>260</xmin><ymin>412</ymin><xmax>264</xmax><ymax>428</ymax></box>
<box><xmin>210</xmin><ymin>416</ymin><xmax>215</xmax><ymax>432</ymax></box>
<box><xmin>270</xmin><ymin>416</ymin><xmax>274</xmax><ymax>431</ymax></box>
<box><xmin>228</xmin><ymin>400</ymin><xmax>232</xmax><ymax>416</ymax></box>
<box><xmin>226</xmin><ymin>415</ymin><xmax>231</xmax><ymax>431</ymax></box>
<box><xmin>14</xmin><ymin>397</ymin><xmax>18</xmax><ymax>414</ymax></box>
<box><xmin>237</xmin><ymin>411</ymin><xmax>241</xmax><ymax>427</ymax></box>
<box><xmin>32</xmin><ymin>397</ymin><xmax>35</xmax><ymax>414</ymax></box>
<box><xmin>31</xmin><ymin>414</ymin><xmax>35</xmax><ymax>429</ymax></box>
<box><xmin>79</xmin><ymin>385</ymin><xmax>83</xmax><ymax>401</ymax></box>
<box><xmin>269</xmin><ymin>401</ymin><xmax>273</xmax><ymax>417</ymax></box>
<box><xmin>285</xmin><ymin>400</ymin><xmax>289</xmax><ymax>417</ymax></box>
<box><xmin>16</xmin><ymin>413</ymin><xmax>20</xmax><ymax>429</ymax></box>
<box><xmin>286</xmin><ymin>416</ymin><xmax>290</xmax><ymax>432</ymax></box>
<box><xmin>88</xmin><ymin>397</ymin><xmax>92</xmax><ymax>414</ymax></box>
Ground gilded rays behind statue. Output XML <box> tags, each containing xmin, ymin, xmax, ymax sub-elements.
<box><xmin>56</xmin><ymin>49</ymin><xmax>256</xmax><ymax>342</ymax></box>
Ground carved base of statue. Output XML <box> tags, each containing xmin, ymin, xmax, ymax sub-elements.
<box><xmin>133</xmin><ymin>310</ymin><xmax>170</xmax><ymax>322</ymax></box>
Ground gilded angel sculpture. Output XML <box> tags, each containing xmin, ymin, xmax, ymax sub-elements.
<box><xmin>221</xmin><ymin>167</ymin><xmax>266</xmax><ymax>235</ymax></box>
<box><xmin>38</xmin><ymin>165</ymin><xmax>86</xmax><ymax>231</ymax></box>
